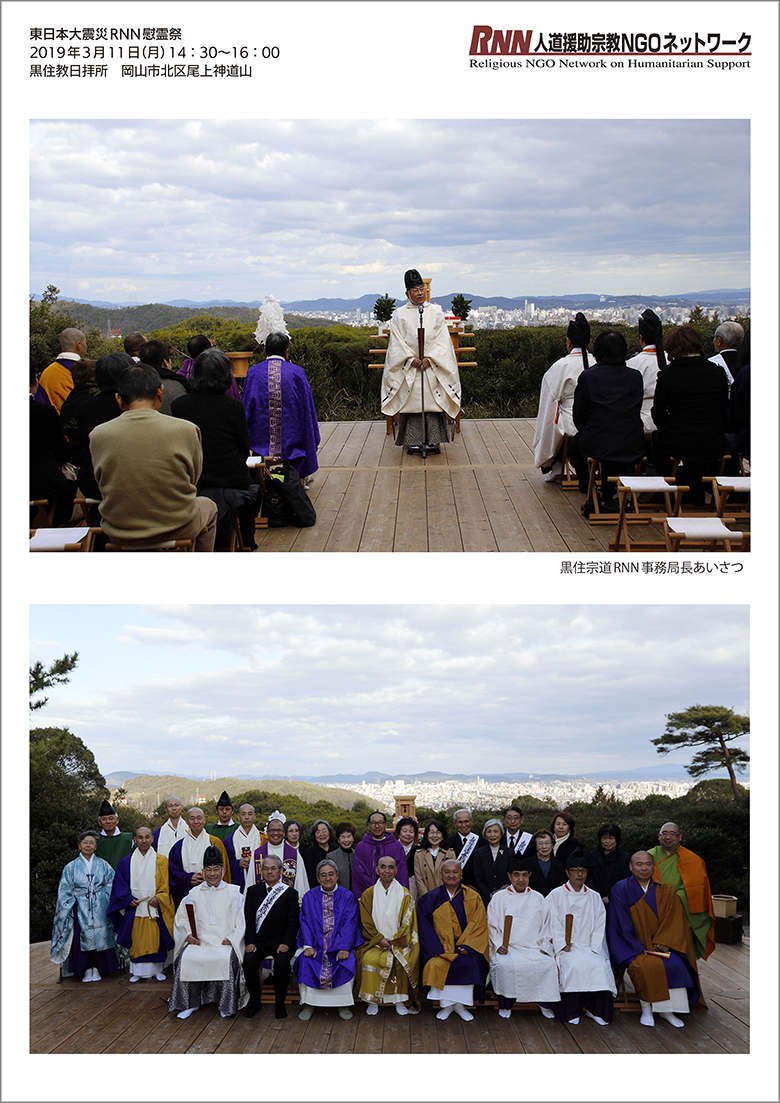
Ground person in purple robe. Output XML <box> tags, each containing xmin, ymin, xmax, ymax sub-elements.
<box><xmin>294</xmin><ymin>859</ymin><xmax>362</xmax><ymax>1020</ymax></box>
<box><xmin>107</xmin><ymin>826</ymin><xmax>175</xmax><ymax>982</ymax></box>
<box><xmin>351</xmin><ymin>811</ymin><xmax>409</xmax><ymax>900</ymax></box>
<box><xmin>241</xmin><ymin>331</ymin><xmax>321</xmax><ymax>478</ymax></box>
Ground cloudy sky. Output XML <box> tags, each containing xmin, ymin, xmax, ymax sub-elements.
<box><xmin>29</xmin><ymin>118</ymin><xmax>749</xmax><ymax>304</ymax></box>
<box><xmin>29</xmin><ymin>604</ymin><xmax>749</xmax><ymax>780</ymax></box>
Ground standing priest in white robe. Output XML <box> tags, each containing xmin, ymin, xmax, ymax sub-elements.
<box><xmin>626</xmin><ymin>309</ymin><xmax>667</xmax><ymax>438</ymax></box>
<box><xmin>487</xmin><ymin>856</ymin><xmax>560</xmax><ymax>1018</ymax></box>
<box><xmin>540</xmin><ymin>853</ymin><xmax>616</xmax><ymax>1025</ymax></box>
<box><xmin>381</xmin><ymin>269</ymin><xmax>461</xmax><ymax>456</ymax></box>
<box><xmin>224</xmin><ymin>804</ymin><xmax>265</xmax><ymax>892</ymax></box>
<box><xmin>167</xmin><ymin>846</ymin><xmax>247</xmax><ymax>1019</ymax></box>
<box><xmin>533</xmin><ymin>313</ymin><xmax>595</xmax><ymax>476</ymax></box>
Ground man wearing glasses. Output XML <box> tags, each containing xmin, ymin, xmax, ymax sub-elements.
<box><xmin>647</xmin><ymin>823</ymin><xmax>716</xmax><ymax>961</ymax></box>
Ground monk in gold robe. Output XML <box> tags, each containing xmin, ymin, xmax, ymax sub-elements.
<box><xmin>356</xmin><ymin>856</ymin><xmax>420</xmax><ymax>1015</ymax></box>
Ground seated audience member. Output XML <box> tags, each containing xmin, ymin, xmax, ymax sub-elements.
<box><xmin>728</xmin><ymin>333</ymin><xmax>750</xmax><ymax>463</ymax></box>
<box><xmin>302</xmin><ymin>820</ymin><xmax>339</xmax><ymax>887</ymax></box>
<box><xmin>568</xmin><ymin>330</ymin><xmax>645</xmax><ymax>506</ymax></box>
<box><xmin>533</xmin><ymin>312</ymin><xmax>595</xmax><ymax>476</ymax></box>
<box><xmin>540</xmin><ymin>855</ymin><xmax>616</xmax><ymax>1025</ymax></box>
<box><xmin>525</xmin><ymin>829</ymin><xmax>567</xmax><ymax>897</ymax></box>
<box><xmin>70</xmin><ymin>352</ymin><xmax>133</xmax><ymax>500</ymax></box>
<box><xmin>550</xmin><ymin>812</ymin><xmax>585</xmax><ymax>867</ymax></box>
<box><xmin>417</xmin><ymin>859</ymin><xmax>489</xmax><ymax>1022</ymax></box>
<box><xmin>502</xmin><ymin>805</ymin><xmax>533</xmax><ymax>857</ymax></box>
<box><xmin>295</xmin><ymin>859</ymin><xmax>362</xmax><ymax>1021</ymax></box>
<box><xmin>168</xmin><ymin>846</ymin><xmax>246</xmax><ymax>1019</ymax></box>
<box><xmin>627</xmin><ymin>309</ymin><xmax>667</xmax><ymax>437</ymax></box>
<box><xmin>352</xmin><ymin>811</ymin><xmax>409</xmax><ymax>900</ymax></box>
<box><xmin>356</xmin><ymin>856</ymin><xmax>420</xmax><ymax>1016</ymax></box>
<box><xmin>167</xmin><ymin>807</ymin><xmax>231</xmax><ymax>908</ymax></box>
<box><xmin>607</xmin><ymin>851</ymin><xmax>704</xmax><ymax>1028</ymax></box>
<box><xmin>651</xmin><ymin>325</ymin><xmax>729</xmax><ymax>505</ymax></box>
<box><xmin>253</xmin><ymin>813</ymin><xmax>308</xmax><ymax>898</ymax></box>
<box><xmin>709</xmin><ymin>320</ymin><xmax>745</xmax><ymax>388</ymax></box>
<box><xmin>585</xmin><ymin>824</ymin><xmax>632</xmax><ymax>906</ymax></box>
<box><xmin>648</xmin><ymin>822</ymin><xmax>715</xmax><ymax>962</ymax></box>
<box><xmin>486</xmin><ymin>857</ymin><xmax>560</xmax><ymax>1019</ymax></box>
<box><xmin>108</xmin><ymin>825</ymin><xmax>174</xmax><ymax>982</ymax></box>
<box><xmin>224</xmin><ymin>804</ymin><xmax>265</xmax><ymax>892</ymax></box>
<box><xmin>205</xmin><ymin>791</ymin><xmax>238</xmax><ymax>841</ymax></box>
<box><xmin>444</xmin><ymin>808</ymin><xmax>489</xmax><ymax>889</ymax></box>
<box><xmin>242</xmin><ymin>854</ymin><xmax>300</xmax><ymax>1019</ymax></box>
<box><xmin>153</xmin><ymin>797</ymin><xmax>187</xmax><ymax>859</ymax></box>
<box><xmin>473</xmin><ymin>818</ymin><xmax>512</xmax><ymax>906</ymax></box>
<box><xmin>413</xmin><ymin>820</ymin><xmax>456</xmax><ymax>896</ymax></box>
<box><xmin>59</xmin><ymin>359</ymin><xmax>99</xmax><ymax>441</ymax></box>
<box><xmin>95</xmin><ymin>799</ymin><xmax>134</xmax><ymax>869</ymax></box>
<box><xmin>34</xmin><ymin>327</ymin><xmax>87</xmax><ymax>412</ymax></box>
<box><xmin>171</xmin><ymin>348</ymin><xmax>257</xmax><ymax>548</ymax></box>
<box><xmin>50</xmin><ymin>830</ymin><xmax>118</xmax><ymax>983</ymax></box>
<box><xmin>242</xmin><ymin>331</ymin><xmax>321</xmax><ymax>479</ymax></box>
<box><xmin>395</xmin><ymin>816</ymin><xmax>421</xmax><ymax>902</ymax></box>
<box><xmin>178</xmin><ymin>335</ymin><xmax>241</xmax><ymax>397</ymax></box>
<box><xmin>124</xmin><ymin>333</ymin><xmax>148</xmax><ymax>362</ymax></box>
<box><xmin>331</xmin><ymin>821</ymin><xmax>356</xmax><ymax>892</ymax></box>
<box><xmin>138</xmin><ymin>339</ymin><xmax>190</xmax><ymax>414</ymax></box>
<box><xmin>30</xmin><ymin>361</ymin><xmax>77</xmax><ymax>526</ymax></box>
<box><xmin>89</xmin><ymin>363</ymin><xmax>218</xmax><ymax>550</ymax></box>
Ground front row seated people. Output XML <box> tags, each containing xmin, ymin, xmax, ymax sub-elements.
<box><xmin>294</xmin><ymin>858</ymin><xmax>362</xmax><ymax>1021</ymax></box>
<box><xmin>417</xmin><ymin>858</ymin><xmax>489</xmax><ymax>1022</ymax></box>
<box><xmin>167</xmin><ymin>846</ymin><xmax>246</xmax><ymax>1019</ymax></box>
<box><xmin>607</xmin><ymin>851</ymin><xmax>704</xmax><ymax>1028</ymax></box>
<box><xmin>486</xmin><ymin>856</ymin><xmax>560</xmax><ymax>1019</ymax></box>
<box><xmin>242</xmin><ymin>855</ymin><xmax>300</xmax><ymax>1019</ymax></box>
<box><xmin>355</xmin><ymin>856</ymin><xmax>420</xmax><ymax>1015</ymax></box>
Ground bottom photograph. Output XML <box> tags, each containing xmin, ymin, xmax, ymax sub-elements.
<box><xmin>29</xmin><ymin>603</ymin><xmax>749</xmax><ymax>1058</ymax></box>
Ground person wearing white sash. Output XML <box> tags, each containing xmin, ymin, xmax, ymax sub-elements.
<box><xmin>355</xmin><ymin>856</ymin><xmax>420</xmax><ymax>1015</ymax></box>
<box><xmin>152</xmin><ymin>797</ymin><xmax>187</xmax><ymax>859</ymax></box>
<box><xmin>224</xmin><ymin>804</ymin><xmax>266</xmax><ymax>892</ymax></box>
<box><xmin>108</xmin><ymin>825</ymin><xmax>174</xmax><ymax>982</ymax></box>
<box><xmin>242</xmin><ymin>855</ymin><xmax>300</xmax><ymax>1019</ymax></box>
<box><xmin>167</xmin><ymin>846</ymin><xmax>246</xmax><ymax>1019</ymax></box>
<box><xmin>540</xmin><ymin>854</ymin><xmax>616</xmax><ymax>1025</ymax></box>
<box><xmin>502</xmin><ymin>805</ymin><xmax>534</xmax><ymax>857</ymax></box>
<box><xmin>167</xmin><ymin>807</ymin><xmax>231</xmax><ymax>908</ymax></box>
<box><xmin>444</xmin><ymin>808</ymin><xmax>488</xmax><ymax>888</ymax></box>
<box><xmin>487</xmin><ymin>857</ymin><xmax>560</xmax><ymax>1018</ymax></box>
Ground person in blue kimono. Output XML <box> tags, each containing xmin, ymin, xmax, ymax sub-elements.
<box><xmin>50</xmin><ymin>830</ymin><xmax>118</xmax><ymax>982</ymax></box>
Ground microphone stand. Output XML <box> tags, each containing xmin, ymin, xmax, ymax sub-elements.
<box><xmin>417</xmin><ymin>304</ymin><xmax>432</xmax><ymax>457</ymax></box>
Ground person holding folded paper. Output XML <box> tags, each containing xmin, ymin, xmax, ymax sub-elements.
<box><xmin>108</xmin><ymin>825</ymin><xmax>174</xmax><ymax>983</ymax></box>
<box><xmin>355</xmin><ymin>856</ymin><xmax>420</xmax><ymax>1016</ymax></box>
<box><xmin>486</xmin><ymin>856</ymin><xmax>559</xmax><ymax>1019</ymax></box>
<box><xmin>607</xmin><ymin>851</ymin><xmax>705</xmax><ymax>1029</ymax></box>
<box><xmin>540</xmin><ymin>854</ymin><xmax>615</xmax><ymax>1025</ymax></box>
<box><xmin>167</xmin><ymin>846</ymin><xmax>246</xmax><ymax>1019</ymax></box>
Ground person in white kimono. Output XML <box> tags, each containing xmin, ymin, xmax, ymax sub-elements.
<box><xmin>167</xmin><ymin>846</ymin><xmax>246</xmax><ymax>1019</ymax></box>
<box><xmin>380</xmin><ymin>269</ymin><xmax>461</xmax><ymax>456</ymax></box>
<box><xmin>532</xmin><ymin>313</ymin><xmax>595</xmax><ymax>475</ymax></box>
<box><xmin>626</xmin><ymin>309</ymin><xmax>667</xmax><ymax>438</ymax></box>
<box><xmin>487</xmin><ymin>857</ymin><xmax>560</xmax><ymax>1018</ymax></box>
<box><xmin>224</xmin><ymin>804</ymin><xmax>265</xmax><ymax>892</ymax></box>
<box><xmin>540</xmin><ymin>854</ymin><xmax>616</xmax><ymax>1026</ymax></box>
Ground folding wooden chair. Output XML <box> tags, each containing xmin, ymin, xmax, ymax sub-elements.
<box><xmin>29</xmin><ymin>500</ymin><xmax>58</xmax><ymax>528</ymax></box>
<box><xmin>663</xmin><ymin>517</ymin><xmax>746</xmax><ymax>552</ymax></box>
<box><xmin>583</xmin><ymin>458</ymin><xmax>644</xmax><ymax>523</ymax></box>
<box><xmin>609</xmin><ymin>476</ymin><xmax>688</xmax><ymax>552</ymax></box>
<box><xmin>705</xmin><ymin>476</ymin><xmax>751</xmax><ymax>522</ymax></box>
<box><xmin>30</xmin><ymin>527</ymin><xmax>96</xmax><ymax>552</ymax></box>
<box><xmin>74</xmin><ymin>497</ymin><xmax>101</xmax><ymax>526</ymax></box>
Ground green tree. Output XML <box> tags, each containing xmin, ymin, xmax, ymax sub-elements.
<box><xmin>451</xmin><ymin>294</ymin><xmax>473</xmax><ymax>321</ymax></box>
<box><xmin>373</xmin><ymin>294</ymin><xmax>396</xmax><ymax>324</ymax></box>
<box><xmin>688</xmin><ymin>304</ymin><xmax>708</xmax><ymax>325</ymax></box>
<box><xmin>652</xmin><ymin>704</ymin><xmax>749</xmax><ymax>803</ymax></box>
<box><xmin>29</xmin><ymin>651</ymin><xmax>79</xmax><ymax>711</ymax></box>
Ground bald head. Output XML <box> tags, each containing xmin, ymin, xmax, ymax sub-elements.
<box><xmin>629</xmin><ymin>851</ymin><xmax>655</xmax><ymax>885</ymax></box>
<box><xmin>59</xmin><ymin>328</ymin><xmax>86</xmax><ymax>353</ymax></box>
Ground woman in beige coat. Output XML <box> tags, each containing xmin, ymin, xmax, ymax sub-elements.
<box><xmin>413</xmin><ymin>820</ymin><xmax>456</xmax><ymax>897</ymax></box>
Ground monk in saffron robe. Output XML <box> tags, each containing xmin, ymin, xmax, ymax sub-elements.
<box><xmin>108</xmin><ymin>825</ymin><xmax>174</xmax><ymax>981</ymax></box>
<box><xmin>417</xmin><ymin>859</ymin><xmax>489</xmax><ymax>1022</ymax></box>
<box><xmin>648</xmin><ymin>822</ymin><xmax>716</xmax><ymax>960</ymax></box>
<box><xmin>356</xmin><ymin>856</ymin><xmax>420</xmax><ymax>1015</ymax></box>
<box><xmin>607</xmin><ymin>851</ymin><xmax>705</xmax><ymax>1029</ymax></box>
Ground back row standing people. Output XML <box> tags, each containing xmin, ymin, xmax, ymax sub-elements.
<box><xmin>381</xmin><ymin>269</ymin><xmax>461</xmax><ymax>456</ymax></box>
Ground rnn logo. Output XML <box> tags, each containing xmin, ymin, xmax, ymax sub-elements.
<box><xmin>469</xmin><ymin>26</ymin><xmax>533</xmax><ymax>55</ymax></box>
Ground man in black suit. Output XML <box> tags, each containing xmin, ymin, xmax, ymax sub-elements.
<box><xmin>444</xmin><ymin>809</ymin><xmax>488</xmax><ymax>888</ymax></box>
<box><xmin>242</xmin><ymin>855</ymin><xmax>300</xmax><ymax>1019</ymax></box>
<box><xmin>501</xmin><ymin>806</ymin><xmax>533</xmax><ymax>857</ymax></box>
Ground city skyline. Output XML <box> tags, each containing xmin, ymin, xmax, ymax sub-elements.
<box><xmin>30</xmin><ymin>118</ymin><xmax>749</xmax><ymax>303</ymax></box>
<box><xmin>30</xmin><ymin>604</ymin><xmax>749</xmax><ymax>779</ymax></box>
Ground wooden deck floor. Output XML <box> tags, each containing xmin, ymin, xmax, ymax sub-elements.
<box><xmin>253</xmin><ymin>419</ymin><xmax>746</xmax><ymax>553</ymax></box>
<box><xmin>30</xmin><ymin>937</ymin><xmax>748</xmax><ymax>1055</ymax></box>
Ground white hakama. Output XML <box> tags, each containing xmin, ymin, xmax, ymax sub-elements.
<box><xmin>487</xmin><ymin>886</ymin><xmax>559</xmax><ymax>1001</ymax></box>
